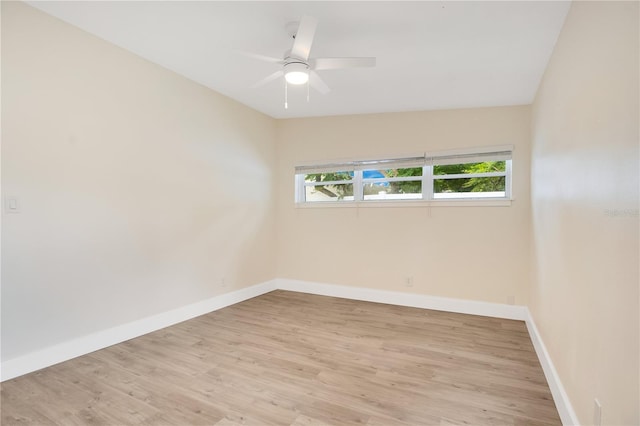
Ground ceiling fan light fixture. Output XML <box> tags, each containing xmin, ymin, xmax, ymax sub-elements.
<box><xmin>284</xmin><ymin>62</ymin><xmax>309</xmax><ymax>85</ymax></box>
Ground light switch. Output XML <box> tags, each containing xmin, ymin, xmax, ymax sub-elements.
<box><xmin>4</xmin><ymin>196</ymin><xmax>20</xmax><ymax>214</ymax></box>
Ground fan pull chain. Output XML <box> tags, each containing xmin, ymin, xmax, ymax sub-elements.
<box><xmin>284</xmin><ymin>81</ymin><xmax>288</xmax><ymax>109</ymax></box>
<box><xmin>307</xmin><ymin>78</ymin><xmax>310</xmax><ymax>102</ymax></box>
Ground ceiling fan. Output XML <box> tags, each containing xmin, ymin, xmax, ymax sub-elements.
<box><xmin>240</xmin><ymin>16</ymin><xmax>376</xmax><ymax>106</ymax></box>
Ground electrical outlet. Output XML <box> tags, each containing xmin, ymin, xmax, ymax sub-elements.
<box><xmin>405</xmin><ymin>276</ymin><xmax>414</xmax><ymax>287</ymax></box>
<box><xmin>507</xmin><ymin>295</ymin><xmax>515</xmax><ymax>305</ymax></box>
<box><xmin>594</xmin><ymin>398</ymin><xmax>602</xmax><ymax>426</ymax></box>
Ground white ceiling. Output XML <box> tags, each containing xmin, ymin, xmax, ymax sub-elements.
<box><xmin>28</xmin><ymin>1</ymin><xmax>570</xmax><ymax>119</ymax></box>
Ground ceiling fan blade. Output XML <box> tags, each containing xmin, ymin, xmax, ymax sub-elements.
<box><xmin>290</xmin><ymin>15</ymin><xmax>318</xmax><ymax>60</ymax></box>
<box><xmin>310</xmin><ymin>57</ymin><xmax>376</xmax><ymax>70</ymax></box>
<box><xmin>309</xmin><ymin>71</ymin><xmax>330</xmax><ymax>94</ymax></box>
<box><xmin>235</xmin><ymin>50</ymin><xmax>283</xmax><ymax>64</ymax></box>
<box><xmin>251</xmin><ymin>70</ymin><xmax>284</xmax><ymax>88</ymax></box>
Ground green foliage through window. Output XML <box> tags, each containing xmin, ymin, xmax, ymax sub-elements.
<box><xmin>304</xmin><ymin>172</ymin><xmax>352</xmax><ymax>183</ymax></box>
<box><xmin>304</xmin><ymin>172</ymin><xmax>353</xmax><ymax>199</ymax></box>
<box><xmin>433</xmin><ymin>161</ymin><xmax>506</xmax><ymax>193</ymax></box>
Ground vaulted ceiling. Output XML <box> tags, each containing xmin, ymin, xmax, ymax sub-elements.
<box><xmin>28</xmin><ymin>1</ymin><xmax>571</xmax><ymax>119</ymax></box>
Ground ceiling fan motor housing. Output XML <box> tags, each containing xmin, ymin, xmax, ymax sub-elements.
<box><xmin>284</xmin><ymin>61</ymin><xmax>309</xmax><ymax>85</ymax></box>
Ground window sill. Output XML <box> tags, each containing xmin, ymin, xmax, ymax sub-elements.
<box><xmin>295</xmin><ymin>199</ymin><xmax>513</xmax><ymax>208</ymax></box>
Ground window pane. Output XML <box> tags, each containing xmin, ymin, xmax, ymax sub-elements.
<box><xmin>434</xmin><ymin>177</ymin><xmax>506</xmax><ymax>198</ymax></box>
<box><xmin>362</xmin><ymin>167</ymin><xmax>422</xmax><ymax>179</ymax></box>
<box><xmin>433</xmin><ymin>161</ymin><xmax>506</xmax><ymax>176</ymax></box>
<box><xmin>304</xmin><ymin>171</ymin><xmax>353</xmax><ymax>183</ymax></box>
<box><xmin>305</xmin><ymin>184</ymin><xmax>354</xmax><ymax>202</ymax></box>
<box><xmin>363</xmin><ymin>181</ymin><xmax>422</xmax><ymax>200</ymax></box>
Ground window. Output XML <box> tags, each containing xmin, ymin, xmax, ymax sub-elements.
<box><xmin>432</xmin><ymin>151</ymin><xmax>510</xmax><ymax>200</ymax></box>
<box><xmin>362</xmin><ymin>166</ymin><xmax>423</xmax><ymax>201</ymax></box>
<box><xmin>295</xmin><ymin>147</ymin><xmax>512</xmax><ymax>205</ymax></box>
<box><xmin>304</xmin><ymin>171</ymin><xmax>354</xmax><ymax>202</ymax></box>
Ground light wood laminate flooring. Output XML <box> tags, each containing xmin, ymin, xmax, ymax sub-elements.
<box><xmin>1</xmin><ymin>290</ymin><xmax>561</xmax><ymax>425</ymax></box>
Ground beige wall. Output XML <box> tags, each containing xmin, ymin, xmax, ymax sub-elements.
<box><xmin>276</xmin><ymin>106</ymin><xmax>532</xmax><ymax>305</ymax></box>
<box><xmin>1</xmin><ymin>2</ymin><xmax>277</xmax><ymax>361</ymax></box>
<box><xmin>530</xmin><ymin>2</ymin><xmax>639</xmax><ymax>425</ymax></box>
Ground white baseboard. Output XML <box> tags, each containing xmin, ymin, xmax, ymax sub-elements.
<box><xmin>276</xmin><ymin>278</ymin><xmax>528</xmax><ymax>320</ymax></box>
<box><xmin>524</xmin><ymin>308</ymin><xmax>579</xmax><ymax>426</ymax></box>
<box><xmin>0</xmin><ymin>280</ymin><xmax>277</xmax><ymax>382</ymax></box>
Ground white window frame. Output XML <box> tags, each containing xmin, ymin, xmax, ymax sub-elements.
<box><xmin>295</xmin><ymin>146</ymin><xmax>513</xmax><ymax>207</ymax></box>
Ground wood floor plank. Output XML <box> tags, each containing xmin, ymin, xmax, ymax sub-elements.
<box><xmin>1</xmin><ymin>290</ymin><xmax>561</xmax><ymax>425</ymax></box>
